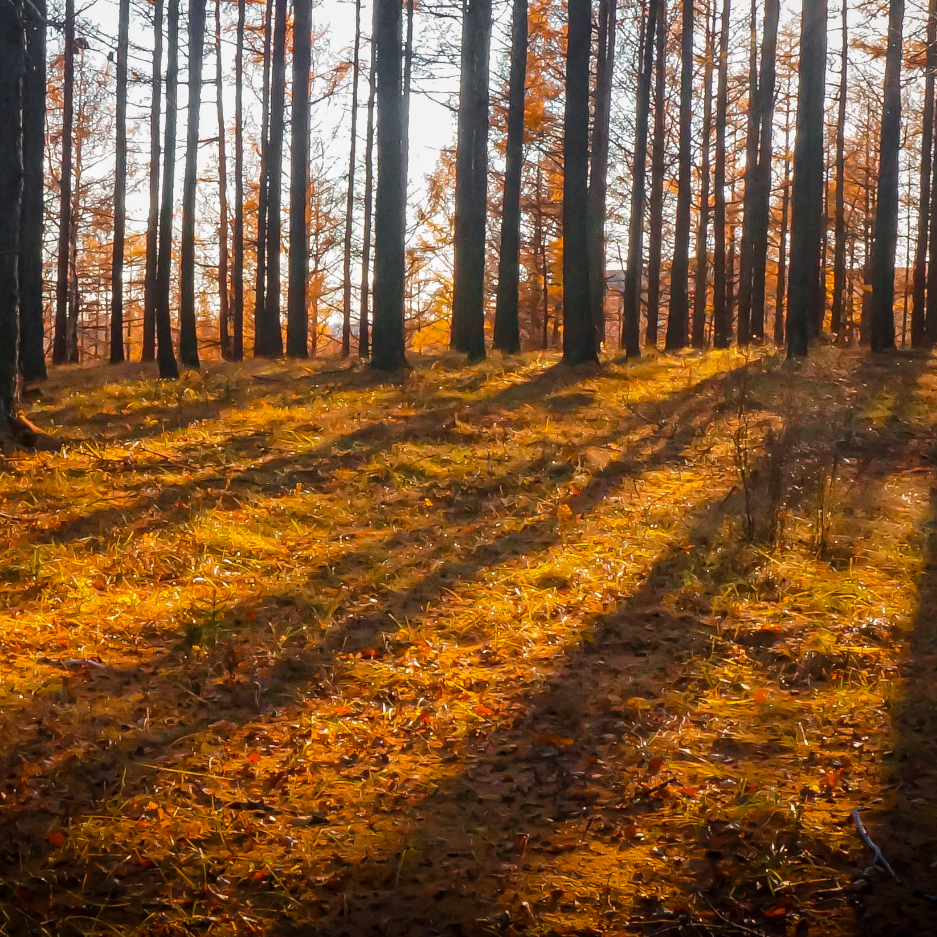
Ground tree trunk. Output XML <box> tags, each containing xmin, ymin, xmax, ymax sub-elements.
<box><xmin>0</xmin><ymin>0</ymin><xmax>23</xmax><ymax>427</ymax></box>
<box><xmin>232</xmin><ymin>0</ymin><xmax>244</xmax><ymax>360</ymax></box>
<box><xmin>155</xmin><ymin>0</ymin><xmax>180</xmax><ymax>379</ymax></box>
<box><xmin>215</xmin><ymin>0</ymin><xmax>231</xmax><ymax>359</ymax></box>
<box><xmin>358</xmin><ymin>4</ymin><xmax>376</xmax><ymax>359</ymax></box>
<box><xmin>691</xmin><ymin>1</ymin><xmax>715</xmax><ymax>348</ymax></box>
<box><xmin>252</xmin><ymin>0</ymin><xmax>273</xmax><ymax>354</ymax></box>
<box><xmin>142</xmin><ymin>0</ymin><xmax>163</xmax><ymax>363</ymax></box>
<box><xmin>868</xmin><ymin>0</ymin><xmax>903</xmax><ymax>352</ymax></box>
<box><xmin>712</xmin><ymin>0</ymin><xmax>730</xmax><ymax>347</ymax></box>
<box><xmin>287</xmin><ymin>0</ymin><xmax>312</xmax><ymax>357</ymax></box>
<box><xmin>588</xmin><ymin>0</ymin><xmax>617</xmax><ymax>350</ymax></box>
<box><xmin>18</xmin><ymin>0</ymin><xmax>45</xmax><ymax>381</ymax></box>
<box><xmin>179</xmin><ymin>0</ymin><xmax>206</xmax><ymax>368</ymax></box>
<box><xmin>451</xmin><ymin>0</ymin><xmax>492</xmax><ymax>360</ymax></box>
<box><xmin>665</xmin><ymin>0</ymin><xmax>693</xmax><ymax>350</ymax></box>
<box><xmin>622</xmin><ymin>0</ymin><xmax>656</xmax><ymax>356</ymax></box>
<box><xmin>646</xmin><ymin>0</ymin><xmax>666</xmax><ymax>347</ymax></box>
<box><xmin>786</xmin><ymin>0</ymin><xmax>827</xmax><ymax>357</ymax></box>
<box><xmin>257</xmin><ymin>0</ymin><xmax>286</xmax><ymax>357</ymax></box>
<box><xmin>109</xmin><ymin>0</ymin><xmax>130</xmax><ymax>364</ymax></box>
<box><xmin>914</xmin><ymin>0</ymin><xmax>937</xmax><ymax>345</ymax></box>
<box><xmin>831</xmin><ymin>0</ymin><xmax>848</xmax><ymax>339</ymax></box>
<box><xmin>493</xmin><ymin>0</ymin><xmax>527</xmax><ymax>354</ymax></box>
<box><xmin>736</xmin><ymin>0</ymin><xmax>758</xmax><ymax>345</ymax></box>
<box><xmin>748</xmin><ymin>0</ymin><xmax>778</xmax><ymax>340</ymax></box>
<box><xmin>341</xmin><ymin>0</ymin><xmax>361</xmax><ymax>358</ymax></box>
<box><xmin>53</xmin><ymin>0</ymin><xmax>74</xmax><ymax>365</ymax></box>
<box><xmin>774</xmin><ymin>95</ymin><xmax>791</xmax><ymax>344</ymax></box>
<box><xmin>371</xmin><ymin>0</ymin><xmax>408</xmax><ymax>370</ymax></box>
<box><xmin>561</xmin><ymin>0</ymin><xmax>596</xmax><ymax>364</ymax></box>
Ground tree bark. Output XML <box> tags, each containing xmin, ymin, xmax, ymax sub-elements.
<box><xmin>665</xmin><ymin>0</ymin><xmax>693</xmax><ymax>350</ymax></box>
<box><xmin>232</xmin><ymin>0</ymin><xmax>244</xmax><ymax>360</ymax></box>
<box><xmin>646</xmin><ymin>0</ymin><xmax>667</xmax><ymax>347</ymax></box>
<box><xmin>588</xmin><ymin>0</ymin><xmax>617</xmax><ymax>350</ymax></box>
<box><xmin>287</xmin><ymin>0</ymin><xmax>312</xmax><ymax>357</ymax></box>
<box><xmin>179</xmin><ymin>0</ymin><xmax>206</xmax><ymax>368</ymax></box>
<box><xmin>143</xmin><ymin>0</ymin><xmax>163</xmax><ymax>363</ymax></box>
<box><xmin>257</xmin><ymin>0</ymin><xmax>286</xmax><ymax>356</ymax></box>
<box><xmin>774</xmin><ymin>94</ymin><xmax>791</xmax><ymax>344</ymax></box>
<box><xmin>786</xmin><ymin>0</ymin><xmax>827</xmax><ymax>358</ymax></box>
<box><xmin>110</xmin><ymin>0</ymin><xmax>130</xmax><ymax>364</ymax></box>
<box><xmin>913</xmin><ymin>0</ymin><xmax>936</xmax><ymax>345</ymax></box>
<box><xmin>691</xmin><ymin>1</ymin><xmax>715</xmax><ymax>348</ymax></box>
<box><xmin>561</xmin><ymin>0</ymin><xmax>596</xmax><ymax>364</ymax></box>
<box><xmin>252</xmin><ymin>0</ymin><xmax>273</xmax><ymax>354</ymax></box>
<box><xmin>371</xmin><ymin>0</ymin><xmax>408</xmax><ymax>369</ymax></box>
<box><xmin>53</xmin><ymin>0</ymin><xmax>74</xmax><ymax>365</ymax></box>
<box><xmin>341</xmin><ymin>0</ymin><xmax>362</xmax><ymax>358</ymax></box>
<box><xmin>493</xmin><ymin>0</ymin><xmax>527</xmax><ymax>354</ymax></box>
<box><xmin>451</xmin><ymin>0</ymin><xmax>492</xmax><ymax>360</ymax></box>
<box><xmin>359</xmin><ymin>3</ymin><xmax>376</xmax><ymax>359</ymax></box>
<box><xmin>736</xmin><ymin>0</ymin><xmax>758</xmax><ymax>345</ymax></box>
<box><xmin>0</xmin><ymin>0</ymin><xmax>23</xmax><ymax>427</ymax></box>
<box><xmin>868</xmin><ymin>0</ymin><xmax>902</xmax><ymax>352</ymax></box>
<box><xmin>155</xmin><ymin>0</ymin><xmax>180</xmax><ymax>378</ymax></box>
<box><xmin>19</xmin><ymin>0</ymin><xmax>45</xmax><ymax>381</ymax></box>
<box><xmin>748</xmin><ymin>0</ymin><xmax>779</xmax><ymax>341</ymax></box>
<box><xmin>712</xmin><ymin>0</ymin><xmax>730</xmax><ymax>347</ymax></box>
<box><xmin>831</xmin><ymin>0</ymin><xmax>848</xmax><ymax>339</ymax></box>
<box><xmin>622</xmin><ymin>0</ymin><xmax>656</xmax><ymax>357</ymax></box>
<box><xmin>215</xmin><ymin>0</ymin><xmax>231</xmax><ymax>359</ymax></box>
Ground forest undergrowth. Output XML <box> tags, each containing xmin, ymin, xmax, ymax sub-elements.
<box><xmin>2</xmin><ymin>347</ymin><xmax>937</xmax><ymax>936</ymax></box>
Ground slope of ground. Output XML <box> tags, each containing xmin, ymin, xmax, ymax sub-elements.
<box><xmin>1</xmin><ymin>348</ymin><xmax>936</xmax><ymax>936</ymax></box>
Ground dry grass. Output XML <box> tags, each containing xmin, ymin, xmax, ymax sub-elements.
<box><xmin>1</xmin><ymin>347</ymin><xmax>935</xmax><ymax>935</ymax></box>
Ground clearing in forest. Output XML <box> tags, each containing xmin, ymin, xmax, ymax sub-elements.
<box><xmin>2</xmin><ymin>348</ymin><xmax>937</xmax><ymax>936</ymax></box>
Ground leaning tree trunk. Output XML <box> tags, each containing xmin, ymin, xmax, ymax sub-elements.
<box><xmin>142</xmin><ymin>0</ymin><xmax>163</xmax><ymax>363</ymax></box>
<box><xmin>868</xmin><ymin>0</ymin><xmax>903</xmax><ymax>352</ymax></box>
<box><xmin>287</xmin><ymin>0</ymin><xmax>312</xmax><ymax>357</ymax></box>
<box><xmin>493</xmin><ymin>0</ymin><xmax>527</xmax><ymax>354</ymax></box>
<box><xmin>691</xmin><ymin>1</ymin><xmax>715</xmax><ymax>348</ymax></box>
<box><xmin>748</xmin><ymin>0</ymin><xmax>779</xmax><ymax>341</ymax></box>
<box><xmin>665</xmin><ymin>0</ymin><xmax>693</xmax><ymax>350</ymax></box>
<box><xmin>110</xmin><ymin>0</ymin><xmax>130</xmax><ymax>364</ymax></box>
<box><xmin>215</xmin><ymin>0</ymin><xmax>231</xmax><ymax>359</ymax></box>
<box><xmin>622</xmin><ymin>0</ymin><xmax>657</xmax><ymax>357</ymax></box>
<box><xmin>232</xmin><ymin>0</ymin><xmax>244</xmax><ymax>360</ymax></box>
<box><xmin>178</xmin><ymin>0</ymin><xmax>206</xmax><ymax>369</ymax></box>
<box><xmin>359</xmin><ymin>3</ymin><xmax>376</xmax><ymax>359</ymax></box>
<box><xmin>0</xmin><ymin>0</ymin><xmax>24</xmax><ymax>430</ymax></box>
<box><xmin>19</xmin><ymin>0</ymin><xmax>46</xmax><ymax>381</ymax></box>
<box><xmin>646</xmin><ymin>0</ymin><xmax>667</xmax><ymax>347</ymax></box>
<box><xmin>155</xmin><ymin>0</ymin><xmax>180</xmax><ymax>379</ymax></box>
<box><xmin>786</xmin><ymin>0</ymin><xmax>827</xmax><ymax>358</ymax></box>
<box><xmin>371</xmin><ymin>0</ymin><xmax>408</xmax><ymax>370</ymax></box>
<box><xmin>712</xmin><ymin>0</ymin><xmax>731</xmax><ymax>347</ymax></box>
<box><xmin>53</xmin><ymin>0</ymin><xmax>74</xmax><ymax>365</ymax></box>
<box><xmin>831</xmin><ymin>0</ymin><xmax>848</xmax><ymax>340</ymax></box>
<box><xmin>912</xmin><ymin>0</ymin><xmax>936</xmax><ymax>346</ymax></box>
<box><xmin>588</xmin><ymin>0</ymin><xmax>617</xmax><ymax>349</ymax></box>
<box><xmin>450</xmin><ymin>0</ymin><xmax>493</xmax><ymax>360</ymax></box>
<box><xmin>340</xmin><ymin>0</ymin><xmax>361</xmax><ymax>358</ymax></box>
<box><xmin>257</xmin><ymin>0</ymin><xmax>286</xmax><ymax>357</ymax></box>
<box><xmin>562</xmin><ymin>0</ymin><xmax>597</xmax><ymax>365</ymax></box>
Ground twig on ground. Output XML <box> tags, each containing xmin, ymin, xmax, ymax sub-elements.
<box><xmin>852</xmin><ymin>808</ymin><xmax>901</xmax><ymax>883</ymax></box>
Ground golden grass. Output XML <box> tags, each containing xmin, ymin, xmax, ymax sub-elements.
<box><xmin>0</xmin><ymin>347</ymin><xmax>934</xmax><ymax>935</ymax></box>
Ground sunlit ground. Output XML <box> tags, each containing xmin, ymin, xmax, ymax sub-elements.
<box><xmin>1</xmin><ymin>346</ymin><xmax>936</xmax><ymax>935</ymax></box>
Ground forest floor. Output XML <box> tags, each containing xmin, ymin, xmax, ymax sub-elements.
<box><xmin>2</xmin><ymin>347</ymin><xmax>937</xmax><ymax>936</ymax></box>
